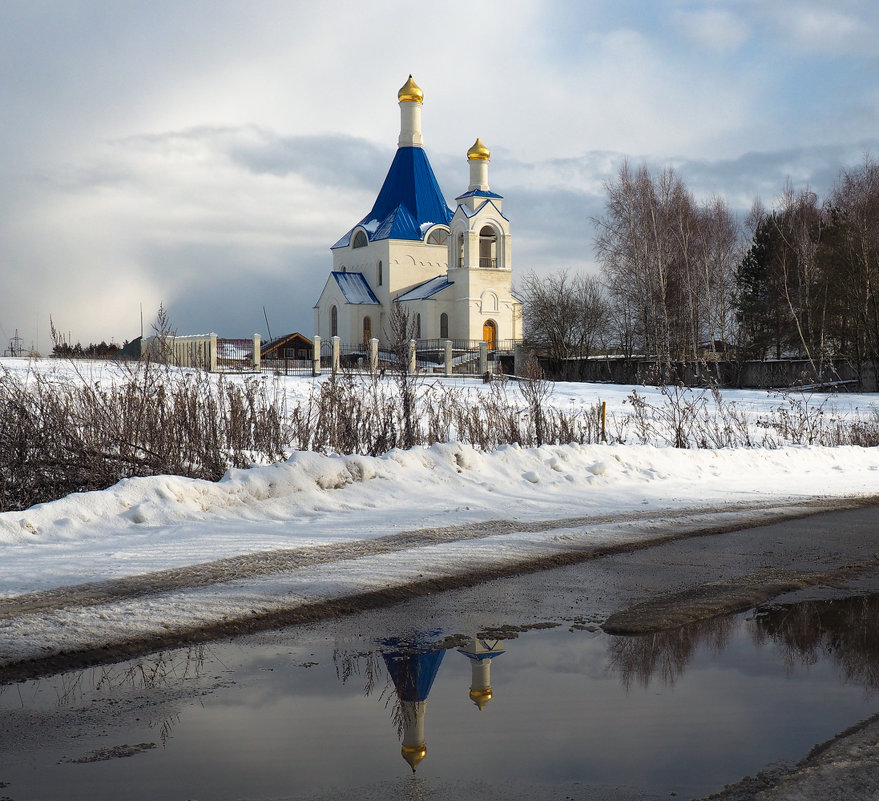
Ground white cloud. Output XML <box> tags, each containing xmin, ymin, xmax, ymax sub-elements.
<box><xmin>742</xmin><ymin>1</ymin><xmax>877</xmax><ymax>56</ymax></box>
<box><xmin>783</xmin><ymin>7</ymin><xmax>861</xmax><ymax>54</ymax></box>
<box><xmin>672</xmin><ymin>8</ymin><xmax>750</xmax><ymax>54</ymax></box>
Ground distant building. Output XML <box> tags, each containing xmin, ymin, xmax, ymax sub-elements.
<box><xmin>260</xmin><ymin>332</ymin><xmax>312</xmax><ymax>362</ymax></box>
<box><xmin>313</xmin><ymin>76</ymin><xmax>522</xmax><ymax>349</ymax></box>
<box><xmin>118</xmin><ymin>336</ymin><xmax>144</xmax><ymax>359</ymax></box>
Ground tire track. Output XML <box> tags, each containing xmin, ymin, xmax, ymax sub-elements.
<box><xmin>0</xmin><ymin>496</ymin><xmax>867</xmax><ymax>620</ymax></box>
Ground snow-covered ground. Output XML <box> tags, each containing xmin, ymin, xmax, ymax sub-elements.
<box><xmin>2</xmin><ymin>357</ymin><xmax>879</xmax><ymax>668</ymax></box>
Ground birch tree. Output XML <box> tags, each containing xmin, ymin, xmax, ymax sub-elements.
<box><xmin>594</xmin><ymin>162</ymin><xmax>738</xmax><ymax>365</ymax></box>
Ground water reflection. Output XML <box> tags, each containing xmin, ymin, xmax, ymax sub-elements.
<box><xmin>753</xmin><ymin>595</ymin><xmax>879</xmax><ymax>690</ymax></box>
<box><xmin>608</xmin><ymin>616</ymin><xmax>735</xmax><ymax>690</ymax></box>
<box><xmin>333</xmin><ymin>632</ymin><xmax>509</xmax><ymax>772</ymax></box>
<box><xmin>382</xmin><ymin>639</ymin><xmax>445</xmax><ymax>772</ymax></box>
<box><xmin>457</xmin><ymin>636</ymin><xmax>505</xmax><ymax>710</ymax></box>
<box><xmin>328</xmin><ymin>598</ymin><xmax>879</xmax><ymax>774</ymax></box>
<box><xmin>51</xmin><ymin>645</ymin><xmax>208</xmax><ymax>703</ymax></box>
<box><xmin>1</xmin><ymin>596</ymin><xmax>878</xmax><ymax>799</ymax></box>
<box><xmin>607</xmin><ymin>594</ymin><xmax>879</xmax><ymax>692</ymax></box>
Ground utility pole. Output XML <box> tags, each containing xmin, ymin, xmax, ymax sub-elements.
<box><xmin>263</xmin><ymin>306</ymin><xmax>273</xmax><ymax>343</ymax></box>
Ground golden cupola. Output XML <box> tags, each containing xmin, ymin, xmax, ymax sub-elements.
<box><xmin>401</xmin><ymin>743</ymin><xmax>427</xmax><ymax>772</ymax></box>
<box><xmin>467</xmin><ymin>138</ymin><xmax>491</xmax><ymax>161</ymax></box>
<box><xmin>398</xmin><ymin>75</ymin><xmax>424</xmax><ymax>103</ymax></box>
<box><xmin>469</xmin><ymin>687</ymin><xmax>493</xmax><ymax>711</ymax></box>
<box><xmin>466</xmin><ymin>138</ymin><xmax>491</xmax><ymax>192</ymax></box>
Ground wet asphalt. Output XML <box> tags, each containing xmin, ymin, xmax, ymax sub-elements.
<box><xmin>280</xmin><ymin>501</ymin><xmax>879</xmax><ymax>647</ymax></box>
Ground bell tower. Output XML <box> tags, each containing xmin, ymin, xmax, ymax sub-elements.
<box><xmin>449</xmin><ymin>139</ymin><xmax>510</xmax><ymax>271</ymax></box>
<box><xmin>447</xmin><ymin>139</ymin><xmax>516</xmax><ymax>344</ymax></box>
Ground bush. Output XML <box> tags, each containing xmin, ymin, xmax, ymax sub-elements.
<box><xmin>0</xmin><ymin>361</ymin><xmax>289</xmax><ymax>512</ymax></box>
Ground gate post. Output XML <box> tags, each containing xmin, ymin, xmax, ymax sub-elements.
<box><xmin>369</xmin><ymin>338</ymin><xmax>379</xmax><ymax>375</ymax></box>
<box><xmin>312</xmin><ymin>335</ymin><xmax>321</xmax><ymax>376</ymax></box>
<box><xmin>407</xmin><ymin>339</ymin><xmax>416</xmax><ymax>375</ymax></box>
<box><xmin>332</xmin><ymin>336</ymin><xmax>341</xmax><ymax>375</ymax></box>
<box><xmin>252</xmin><ymin>333</ymin><xmax>261</xmax><ymax>371</ymax></box>
<box><xmin>479</xmin><ymin>341</ymin><xmax>488</xmax><ymax>375</ymax></box>
<box><xmin>443</xmin><ymin>339</ymin><xmax>453</xmax><ymax>377</ymax></box>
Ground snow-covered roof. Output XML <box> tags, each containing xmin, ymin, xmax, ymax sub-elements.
<box><xmin>332</xmin><ymin>271</ymin><xmax>380</xmax><ymax>305</ymax></box>
<box><xmin>394</xmin><ymin>275</ymin><xmax>454</xmax><ymax>302</ymax></box>
<box><xmin>332</xmin><ymin>146</ymin><xmax>454</xmax><ymax>248</ymax></box>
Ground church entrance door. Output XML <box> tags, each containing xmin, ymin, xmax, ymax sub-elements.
<box><xmin>482</xmin><ymin>319</ymin><xmax>497</xmax><ymax>350</ymax></box>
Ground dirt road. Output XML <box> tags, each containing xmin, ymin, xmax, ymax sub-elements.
<box><xmin>1</xmin><ymin>495</ymin><xmax>877</xmax><ymax>684</ymax></box>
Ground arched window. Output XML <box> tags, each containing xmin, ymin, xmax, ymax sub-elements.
<box><xmin>479</xmin><ymin>226</ymin><xmax>497</xmax><ymax>268</ymax></box>
<box><xmin>457</xmin><ymin>233</ymin><xmax>465</xmax><ymax>267</ymax></box>
<box><xmin>440</xmin><ymin>312</ymin><xmax>449</xmax><ymax>340</ymax></box>
<box><xmin>330</xmin><ymin>305</ymin><xmax>338</xmax><ymax>338</ymax></box>
<box><xmin>427</xmin><ymin>228</ymin><xmax>449</xmax><ymax>246</ymax></box>
<box><xmin>377</xmin><ymin>260</ymin><xmax>383</xmax><ymax>286</ymax></box>
<box><xmin>352</xmin><ymin>230</ymin><xmax>368</xmax><ymax>249</ymax></box>
<box><xmin>363</xmin><ymin>316</ymin><xmax>372</xmax><ymax>344</ymax></box>
<box><xmin>414</xmin><ymin>313</ymin><xmax>421</xmax><ymax>339</ymax></box>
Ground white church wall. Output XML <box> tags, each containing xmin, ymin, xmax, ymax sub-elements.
<box><xmin>458</xmin><ymin>267</ymin><xmax>520</xmax><ymax>343</ymax></box>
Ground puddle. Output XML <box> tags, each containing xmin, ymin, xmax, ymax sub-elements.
<box><xmin>0</xmin><ymin>595</ymin><xmax>876</xmax><ymax>800</ymax></box>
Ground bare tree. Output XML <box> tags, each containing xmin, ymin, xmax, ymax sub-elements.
<box><xmin>382</xmin><ymin>301</ymin><xmax>418</xmax><ymax>447</ymax></box>
<box><xmin>595</xmin><ymin>161</ymin><xmax>740</xmax><ymax>370</ymax></box>
<box><xmin>829</xmin><ymin>155</ymin><xmax>879</xmax><ymax>362</ymax></box>
<box><xmin>772</xmin><ymin>183</ymin><xmax>826</xmax><ymax>371</ymax></box>
<box><xmin>151</xmin><ymin>302</ymin><xmax>176</xmax><ymax>365</ymax></box>
<box><xmin>594</xmin><ymin>162</ymin><xmax>691</xmax><ymax>364</ymax></box>
<box><xmin>518</xmin><ymin>269</ymin><xmax>610</xmax><ymax>360</ymax></box>
<box><xmin>695</xmin><ymin>196</ymin><xmax>739</xmax><ymax>358</ymax></box>
<box><xmin>384</xmin><ymin>303</ymin><xmax>417</xmax><ymax>371</ymax></box>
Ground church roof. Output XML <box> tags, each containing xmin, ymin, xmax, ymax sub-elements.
<box><xmin>452</xmin><ymin>197</ymin><xmax>509</xmax><ymax>222</ymax></box>
<box><xmin>331</xmin><ymin>271</ymin><xmax>380</xmax><ymax>304</ymax></box>
<box><xmin>332</xmin><ymin>146</ymin><xmax>453</xmax><ymax>248</ymax></box>
<box><xmin>395</xmin><ymin>275</ymin><xmax>454</xmax><ymax>302</ymax></box>
<box><xmin>383</xmin><ymin>649</ymin><xmax>446</xmax><ymax>703</ymax></box>
<box><xmin>455</xmin><ymin>188</ymin><xmax>503</xmax><ymax>200</ymax></box>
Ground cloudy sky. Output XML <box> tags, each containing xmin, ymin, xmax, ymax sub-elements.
<box><xmin>2</xmin><ymin>0</ymin><xmax>878</xmax><ymax>351</ymax></box>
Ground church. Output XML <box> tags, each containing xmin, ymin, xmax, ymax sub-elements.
<box><xmin>313</xmin><ymin>76</ymin><xmax>521</xmax><ymax>352</ymax></box>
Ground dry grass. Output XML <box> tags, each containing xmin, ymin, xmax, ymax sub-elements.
<box><xmin>2</xmin><ymin>360</ymin><xmax>879</xmax><ymax>512</ymax></box>
<box><xmin>0</xmin><ymin>360</ymin><xmax>288</xmax><ymax>512</ymax></box>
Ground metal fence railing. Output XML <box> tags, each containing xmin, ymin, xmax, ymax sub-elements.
<box><xmin>414</xmin><ymin>338</ymin><xmax>518</xmax><ymax>353</ymax></box>
<box><xmin>217</xmin><ymin>338</ymin><xmax>257</xmax><ymax>372</ymax></box>
<box><xmin>309</xmin><ymin>339</ymin><xmax>516</xmax><ymax>377</ymax></box>
<box><xmin>259</xmin><ymin>357</ymin><xmax>314</xmax><ymax>376</ymax></box>
<box><xmin>251</xmin><ymin>337</ymin><xmax>522</xmax><ymax>378</ymax></box>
